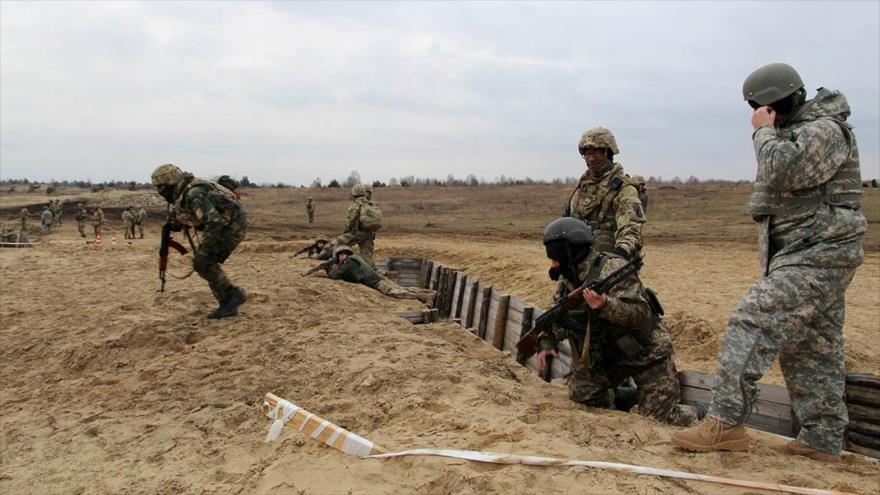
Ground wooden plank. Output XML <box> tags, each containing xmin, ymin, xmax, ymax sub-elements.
<box><xmin>477</xmin><ymin>285</ymin><xmax>493</xmax><ymax>340</ymax></box>
<box><xmin>508</xmin><ymin>297</ymin><xmax>526</xmax><ymax>313</ymax></box>
<box><xmin>436</xmin><ymin>268</ymin><xmax>450</xmax><ymax>316</ymax></box>
<box><xmin>421</xmin><ymin>260</ymin><xmax>433</xmax><ymax>288</ymax></box>
<box><xmin>848</xmin><ymin>420</ymin><xmax>880</xmax><ymax>437</ymax></box>
<box><xmin>846</xmin><ymin>442</ymin><xmax>880</xmax><ymax>461</ymax></box>
<box><xmin>454</xmin><ymin>274</ymin><xmax>468</xmax><ymax>320</ymax></box>
<box><xmin>464</xmin><ymin>281</ymin><xmax>479</xmax><ymax>329</ymax></box>
<box><xmin>491</xmin><ymin>295</ymin><xmax>510</xmax><ymax>350</ymax></box>
<box><xmin>678</xmin><ymin>371</ymin><xmax>792</xmax><ymax>406</ymax></box>
<box><xmin>848</xmin><ymin>431</ymin><xmax>880</xmax><ymax>450</ymax></box>
<box><xmin>449</xmin><ymin>272</ymin><xmax>461</xmax><ymax>319</ymax></box>
<box><xmin>396</xmin><ymin>311</ymin><xmax>424</xmax><ymax>324</ymax></box>
<box><xmin>847</xmin><ymin>384</ymin><xmax>880</xmax><ymax>408</ymax></box>
<box><xmin>484</xmin><ymin>295</ymin><xmax>500</xmax><ymax>345</ymax></box>
<box><xmin>443</xmin><ymin>270</ymin><xmax>457</xmax><ymax>319</ymax></box>
<box><xmin>506</xmin><ymin>306</ymin><xmax>524</xmax><ymax>326</ymax></box>
<box><xmin>429</xmin><ymin>264</ymin><xmax>440</xmax><ymax>290</ymax></box>
<box><xmin>848</xmin><ymin>403</ymin><xmax>880</xmax><ymax>425</ymax></box>
<box><xmin>846</xmin><ymin>373</ymin><xmax>880</xmax><ymax>390</ymax></box>
<box><xmin>503</xmin><ymin>316</ymin><xmax>523</xmax><ymax>353</ymax></box>
<box><xmin>387</xmin><ymin>258</ymin><xmax>423</xmax><ymax>270</ymax></box>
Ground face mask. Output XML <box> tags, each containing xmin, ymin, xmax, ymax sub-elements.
<box><xmin>158</xmin><ymin>185</ymin><xmax>175</xmax><ymax>203</ymax></box>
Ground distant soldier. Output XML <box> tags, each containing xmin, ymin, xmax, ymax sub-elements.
<box><xmin>338</xmin><ymin>184</ymin><xmax>382</xmax><ymax>267</ymax></box>
<box><xmin>672</xmin><ymin>64</ymin><xmax>866</xmax><ymax>462</ymax></box>
<box><xmin>18</xmin><ymin>207</ymin><xmax>30</xmax><ymax>242</ymax></box>
<box><xmin>40</xmin><ymin>206</ymin><xmax>54</xmax><ymax>234</ymax></box>
<box><xmin>75</xmin><ymin>203</ymin><xmax>88</xmax><ymax>237</ymax></box>
<box><xmin>564</xmin><ymin>128</ymin><xmax>646</xmax><ymax>258</ymax></box>
<box><xmin>151</xmin><ymin>163</ymin><xmax>248</xmax><ymax>319</ymax></box>
<box><xmin>535</xmin><ymin>218</ymin><xmax>700</xmax><ymax>427</ymax></box>
<box><xmin>134</xmin><ymin>206</ymin><xmax>147</xmax><ymax>238</ymax></box>
<box><xmin>121</xmin><ymin>207</ymin><xmax>135</xmax><ymax>239</ymax></box>
<box><xmin>51</xmin><ymin>199</ymin><xmax>63</xmax><ymax>226</ymax></box>
<box><xmin>0</xmin><ymin>226</ymin><xmax>17</xmax><ymax>243</ymax></box>
<box><xmin>319</xmin><ymin>246</ymin><xmax>434</xmax><ymax>304</ymax></box>
<box><xmin>306</xmin><ymin>197</ymin><xmax>316</xmax><ymax>223</ymax></box>
<box><xmin>92</xmin><ymin>207</ymin><xmax>105</xmax><ymax>237</ymax></box>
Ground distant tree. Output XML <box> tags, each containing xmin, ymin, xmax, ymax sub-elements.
<box><xmin>328</xmin><ymin>179</ymin><xmax>341</xmax><ymax>188</ymax></box>
<box><xmin>240</xmin><ymin>176</ymin><xmax>253</xmax><ymax>187</ymax></box>
<box><xmin>466</xmin><ymin>174</ymin><xmax>478</xmax><ymax>187</ymax></box>
<box><xmin>388</xmin><ymin>177</ymin><xmax>399</xmax><ymax>187</ymax></box>
<box><xmin>671</xmin><ymin>176</ymin><xmax>683</xmax><ymax>185</ymax></box>
<box><xmin>6</xmin><ymin>186</ymin><xmax>14</xmax><ymax>192</ymax></box>
<box><xmin>274</xmin><ymin>182</ymin><xmax>287</xmax><ymax>188</ymax></box>
<box><xmin>127</xmin><ymin>180</ymin><xmax>137</xmax><ymax>191</ymax></box>
<box><xmin>372</xmin><ymin>180</ymin><xmax>386</xmax><ymax>188</ymax></box>
<box><xmin>27</xmin><ymin>184</ymin><xmax>39</xmax><ymax>193</ymax></box>
<box><xmin>686</xmin><ymin>175</ymin><xmax>700</xmax><ymax>185</ymax></box>
<box><xmin>310</xmin><ymin>178</ymin><xmax>323</xmax><ymax>188</ymax></box>
<box><xmin>343</xmin><ymin>170</ymin><xmax>361</xmax><ymax>188</ymax></box>
<box><xmin>46</xmin><ymin>186</ymin><xmax>56</xmax><ymax>194</ymax></box>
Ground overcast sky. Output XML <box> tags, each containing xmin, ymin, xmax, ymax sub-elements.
<box><xmin>1</xmin><ymin>1</ymin><xmax>878</xmax><ymax>185</ymax></box>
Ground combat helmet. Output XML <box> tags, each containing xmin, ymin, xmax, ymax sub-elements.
<box><xmin>742</xmin><ymin>63</ymin><xmax>804</xmax><ymax>107</ymax></box>
<box><xmin>314</xmin><ymin>234</ymin><xmax>331</xmax><ymax>243</ymax></box>
<box><xmin>151</xmin><ymin>164</ymin><xmax>183</xmax><ymax>187</ymax></box>
<box><xmin>351</xmin><ymin>184</ymin><xmax>367</xmax><ymax>198</ymax></box>
<box><xmin>578</xmin><ymin>127</ymin><xmax>619</xmax><ymax>155</ymax></box>
<box><xmin>333</xmin><ymin>245</ymin><xmax>355</xmax><ymax>257</ymax></box>
<box><xmin>543</xmin><ymin>217</ymin><xmax>594</xmax><ymax>266</ymax></box>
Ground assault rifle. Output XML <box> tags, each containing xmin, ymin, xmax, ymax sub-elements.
<box><xmin>158</xmin><ymin>217</ymin><xmax>189</xmax><ymax>292</ymax></box>
<box><xmin>301</xmin><ymin>259</ymin><xmax>336</xmax><ymax>277</ymax></box>
<box><xmin>515</xmin><ymin>253</ymin><xmax>644</xmax><ymax>366</ymax></box>
<box><xmin>291</xmin><ymin>242</ymin><xmax>318</xmax><ymax>258</ymax></box>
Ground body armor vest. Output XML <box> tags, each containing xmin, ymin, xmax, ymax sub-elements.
<box><xmin>174</xmin><ymin>178</ymin><xmax>240</xmax><ymax>227</ymax></box>
<box><xmin>564</xmin><ymin>168</ymin><xmax>632</xmax><ymax>253</ymax></box>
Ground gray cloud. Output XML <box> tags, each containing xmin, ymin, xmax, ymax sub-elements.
<box><xmin>1</xmin><ymin>1</ymin><xmax>877</xmax><ymax>184</ymax></box>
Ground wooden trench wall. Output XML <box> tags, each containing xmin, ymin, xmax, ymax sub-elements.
<box><xmin>379</xmin><ymin>257</ymin><xmax>880</xmax><ymax>458</ymax></box>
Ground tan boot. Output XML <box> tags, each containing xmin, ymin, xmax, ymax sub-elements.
<box><xmin>783</xmin><ymin>440</ymin><xmax>841</xmax><ymax>463</ymax></box>
<box><xmin>671</xmin><ymin>416</ymin><xmax>748</xmax><ymax>452</ymax></box>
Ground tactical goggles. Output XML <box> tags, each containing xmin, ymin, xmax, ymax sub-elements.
<box><xmin>579</xmin><ymin>147</ymin><xmax>606</xmax><ymax>157</ymax></box>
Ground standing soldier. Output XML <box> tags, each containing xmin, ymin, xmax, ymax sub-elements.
<box><xmin>18</xmin><ymin>207</ymin><xmax>30</xmax><ymax>243</ymax></box>
<box><xmin>306</xmin><ymin>197</ymin><xmax>316</xmax><ymax>224</ymax></box>
<box><xmin>672</xmin><ymin>63</ymin><xmax>866</xmax><ymax>463</ymax></box>
<box><xmin>338</xmin><ymin>184</ymin><xmax>381</xmax><ymax>267</ymax></box>
<box><xmin>52</xmin><ymin>199</ymin><xmax>63</xmax><ymax>226</ymax></box>
<box><xmin>75</xmin><ymin>203</ymin><xmax>88</xmax><ymax>237</ymax></box>
<box><xmin>534</xmin><ymin>218</ymin><xmax>700</xmax><ymax>426</ymax></box>
<box><xmin>92</xmin><ymin>207</ymin><xmax>105</xmax><ymax>237</ymax></box>
<box><xmin>151</xmin><ymin>163</ymin><xmax>248</xmax><ymax>319</ymax></box>
<box><xmin>135</xmin><ymin>206</ymin><xmax>147</xmax><ymax>238</ymax></box>
<box><xmin>564</xmin><ymin>128</ymin><xmax>646</xmax><ymax>258</ymax></box>
<box><xmin>40</xmin><ymin>206</ymin><xmax>54</xmax><ymax>234</ymax></box>
<box><xmin>121</xmin><ymin>207</ymin><xmax>135</xmax><ymax>239</ymax></box>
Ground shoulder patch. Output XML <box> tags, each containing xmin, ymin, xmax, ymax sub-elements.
<box><xmin>610</xmin><ymin>177</ymin><xmax>624</xmax><ymax>191</ymax></box>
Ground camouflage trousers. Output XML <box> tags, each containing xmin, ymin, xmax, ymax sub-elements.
<box><xmin>122</xmin><ymin>220</ymin><xmax>133</xmax><ymax>239</ymax></box>
<box><xmin>77</xmin><ymin>220</ymin><xmax>86</xmax><ymax>237</ymax></box>
<box><xmin>569</xmin><ymin>357</ymin><xmax>698</xmax><ymax>427</ymax></box>
<box><xmin>709</xmin><ymin>265</ymin><xmax>855</xmax><ymax>455</ymax></box>
<box><xmin>307</xmin><ymin>211</ymin><xmax>314</xmax><ymax>223</ymax></box>
<box><xmin>134</xmin><ymin>222</ymin><xmax>143</xmax><ymax>239</ymax></box>
<box><xmin>192</xmin><ymin>214</ymin><xmax>247</xmax><ymax>303</ymax></box>
<box><xmin>374</xmin><ymin>279</ymin><xmax>425</xmax><ymax>300</ymax></box>
<box><xmin>93</xmin><ymin>223</ymin><xmax>102</xmax><ymax>236</ymax></box>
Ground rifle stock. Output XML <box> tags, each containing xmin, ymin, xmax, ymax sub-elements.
<box><xmin>158</xmin><ymin>217</ymin><xmax>188</xmax><ymax>292</ymax></box>
<box><xmin>515</xmin><ymin>254</ymin><xmax>644</xmax><ymax>363</ymax></box>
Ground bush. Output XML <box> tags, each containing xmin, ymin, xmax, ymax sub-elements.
<box><xmin>27</xmin><ymin>184</ymin><xmax>39</xmax><ymax>193</ymax></box>
<box><xmin>328</xmin><ymin>180</ymin><xmax>341</xmax><ymax>188</ymax></box>
<box><xmin>46</xmin><ymin>186</ymin><xmax>56</xmax><ymax>194</ymax></box>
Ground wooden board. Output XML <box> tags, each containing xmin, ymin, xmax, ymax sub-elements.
<box><xmin>848</xmin><ymin>403</ymin><xmax>880</xmax><ymax>425</ymax></box>
<box><xmin>421</xmin><ymin>260</ymin><xmax>433</xmax><ymax>289</ymax></box>
<box><xmin>454</xmin><ymin>274</ymin><xmax>468</xmax><ymax>320</ymax></box>
<box><xmin>848</xmin><ymin>420</ymin><xmax>880</xmax><ymax>437</ymax></box>
<box><xmin>491</xmin><ymin>295</ymin><xmax>510</xmax><ymax>350</ymax></box>
<box><xmin>847</xmin><ymin>384</ymin><xmax>880</xmax><ymax>408</ymax></box>
<box><xmin>464</xmin><ymin>281</ymin><xmax>477</xmax><ymax>328</ymax></box>
<box><xmin>477</xmin><ymin>285</ymin><xmax>492</xmax><ymax>339</ymax></box>
<box><xmin>442</xmin><ymin>270</ymin><xmax>457</xmax><ymax>318</ymax></box>
<box><xmin>678</xmin><ymin>371</ymin><xmax>795</xmax><ymax>437</ymax></box>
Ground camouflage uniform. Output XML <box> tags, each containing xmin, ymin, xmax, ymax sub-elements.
<box><xmin>75</xmin><ymin>204</ymin><xmax>88</xmax><ymax>237</ymax></box>
<box><xmin>134</xmin><ymin>207</ymin><xmax>146</xmax><ymax>238</ymax></box>
<box><xmin>306</xmin><ymin>198</ymin><xmax>315</xmax><ymax>224</ymax></box>
<box><xmin>538</xmin><ymin>251</ymin><xmax>697</xmax><ymax>427</ymax></box>
<box><xmin>51</xmin><ymin>200</ymin><xmax>63</xmax><ymax>226</ymax></box>
<box><xmin>121</xmin><ymin>208</ymin><xmax>134</xmax><ymax>239</ymax></box>
<box><xmin>566</xmin><ymin>164</ymin><xmax>646</xmax><ymax>256</ymax></box>
<box><xmin>307</xmin><ymin>235</ymin><xmax>334</xmax><ymax>260</ymax></box>
<box><xmin>172</xmin><ymin>174</ymin><xmax>247</xmax><ymax>306</ymax></box>
<box><xmin>92</xmin><ymin>208</ymin><xmax>104</xmax><ymax>237</ymax></box>
<box><xmin>40</xmin><ymin>208</ymin><xmax>54</xmax><ymax>234</ymax></box>
<box><xmin>327</xmin><ymin>253</ymin><xmax>431</xmax><ymax>302</ymax></box>
<box><xmin>340</xmin><ymin>196</ymin><xmax>377</xmax><ymax>267</ymax></box>
<box><xmin>18</xmin><ymin>208</ymin><xmax>29</xmax><ymax>242</ymax></box>
<box><xmin>709</xmin><ymin>88</ymin><xmax>865</xmax><ymax>455</ymax></box>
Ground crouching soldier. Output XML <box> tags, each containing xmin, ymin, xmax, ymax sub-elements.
<box><xmin>535</xmin><ymin>217</ymin><xmax>702</xmax><ymax>426</ymax></box>
<box><xmin>318</xmin><ymin>246</ymin><xmax>434</xmax><ymax>305</ymax></box>
<box><xmin>151</xmin><ymin>163</ymin><xmax>248</xmax><ymax>319</ymax></box>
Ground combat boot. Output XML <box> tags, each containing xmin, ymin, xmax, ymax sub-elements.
<box><xmin>671</xmin><ymin>416</ymin><xmax>748</xmax><ymax>452</ymax></box>
<box><xmin>782</xmin><ymin>440</ymin><xmax>841</xmax><ymax>463</ymax></box>
<box><xmin>208</xmin><ymin>287</ymin><xmax>247</xmax><ymax>319</ymax></box>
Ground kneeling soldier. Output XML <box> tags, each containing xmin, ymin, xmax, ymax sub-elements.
<box><xmin>535</xmin><ymin>217</ymin><xmax>701</xmax><ymax>426</ymax></box>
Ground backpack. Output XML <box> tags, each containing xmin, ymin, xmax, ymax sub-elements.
<box><xmin>627</xmin><ymin>175</ymin><xmax>649</xmax><ymax>213</ymax></box>
<box><xmin>358</xmin><ymin>201</ymin><xmax>383</xmax><ymax>231</ymax></box>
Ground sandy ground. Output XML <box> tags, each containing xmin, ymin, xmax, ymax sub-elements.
<box><xmin>1</xmin><ymin>220</ymin><xmax>878</xmax><ymax>494</ymax></box>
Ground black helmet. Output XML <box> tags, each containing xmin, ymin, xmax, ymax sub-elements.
<box><xmin>543</xmin><ymin>217</ymin><xmax>593</xmax><ymax>266</ymax></box>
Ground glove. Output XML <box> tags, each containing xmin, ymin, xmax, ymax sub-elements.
<box><xmin>548</xmin><ymin>266</ymin><xmax>561</xmax><ymax>281</ymax></box>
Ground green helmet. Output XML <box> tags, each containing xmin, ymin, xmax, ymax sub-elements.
<box><xmin>742</xmin><ymin>63</ymin><xmax>804</xmax><ymax>106</ymax></box>
<box><xmin>151</xmin><ymin>164</ymin><xmax>183</xmax><ymax>187</ymax></box>
<box><xmin>314</xmin><ymin>234</ymin><xmax>331</xmax><ymax>243</ymax></box>
<box><xmin>333</xmin><ymin>245</ymin><xmax>354</xmax><ymax>257</ymax></box>
<box><xmin>578</xmin><ymin>127</ymin><xmax>619</xmax><ymax>155</ymax></box>
<box><xmin>351</xmin><ymin>184</ymin><xmax>366</xmax><ymax>198</ymax></box>
<box><xmin>543</xmin><ymin>217</ymin><xmax>593</xmax><ymax>246</ymax></box>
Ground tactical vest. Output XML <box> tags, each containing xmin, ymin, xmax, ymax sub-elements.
<box><xmin>559</xmin><ymin>253</ymin><xmax>655</xmax><ymax>367</ymax></box>
<box><xmin>174</xmin><ymin>178</ymin><xmax>241</xmax><ymax>227</ymax></box>
<box><xmin>564</xmin><ymin>169</ymin><xmax>634</xmax><ymax>253</ymax></box>
<box><xmin>745</xmin><ymin>118</ymin><xmax>862</xmax><ymax>217</ymax></box>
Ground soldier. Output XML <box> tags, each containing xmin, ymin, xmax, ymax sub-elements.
<box><xmin>75</xmin><ymin>203</ymin><xmax>88</xmax><ymax>237</ymax></box>
<box><xmin>92</xmin><ymin>207</ymin><xmax>105</xmax><ymax>237</ymax></box>
<box><xmin>534</xmin><ymin>217</ymin><xmax>700</xmax><ymax>427</ymax></box>
<box><xmin>121</xmin><ymin>207</ymin><xmax>135</xmax><ymax>239</ymax></box>
<box><xmin>308</xmin><ymin>234</ymin><xmax>334</xmax><ymax>260</ymax></box>
<box><xmin>306</xmin><ymin>197</ymin><xmax>316</xmax><ymax>224</ymax></box>
<box><xmin>564</xmin><ymin>128</ymin><xmax>646</xmax><ymax>258</ymax></box>
<box><xmin>319</xmin><ymin>246</ymin><xmax>434</xmax><ymax>304</ymax></box>
<box><xmin>40</xmin><ymin>206</ymin><xmax>54</xmax><ymax>234</ymax></box>
<box><xmin>134</xmin><ymin>206</ymin><xmax>147</xmax><ymax>238</ymax></box>
<box><xmin>672</xmin><ymin>64</ymin><xmax>866</xmax><ymax>462</ymax></box>
<box><xmin>151</xmin><ymin>163</ymin><xmax>248</xmax><ymax>319</ymax></box>
<box><xmin>18</xmin><ymin>207</ymin><xmax>30</xmax><ymax>243</ymax></box>
<box><xmin>52</xmin><ymin>199</ymin><xmax>63</xmax><ymax>226</ymax></box>
<box><xmin>338</xmin><ymin>184</ymin><xmax>381</xmax><ymax>267</ymax></box>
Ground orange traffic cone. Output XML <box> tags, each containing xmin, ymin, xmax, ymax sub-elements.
<box><xmin>95</xmin><ymin>234</ymin><xmax>102</xmax><ymax>246</ymax></box>
<box><xmin>111</xmin><ymin>235</ymin><xmax>117</xmax><ymax>247</ymax></box>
